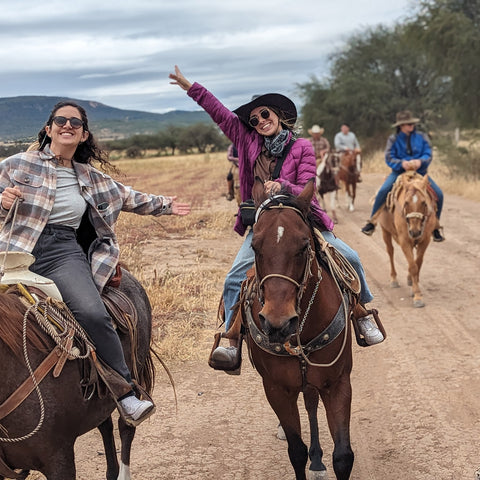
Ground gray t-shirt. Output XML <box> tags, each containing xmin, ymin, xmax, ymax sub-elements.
<box><xmin>48</xmin><ymin>166</ymin><xmax>87</xmax><ymax>229</ymax></box>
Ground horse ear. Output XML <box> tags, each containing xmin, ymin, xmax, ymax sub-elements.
<box><xmin>252</xmin><ymin>176</ymin><xmax>267</xmax><ymax>206</ymax></box>
<box><xmin>297</xmin><ymin>178</ymin><xmax>315</xmax><ymax>214</ymax></box>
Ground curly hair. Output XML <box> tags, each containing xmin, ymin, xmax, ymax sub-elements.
<box><xmin>36</xmin><ymin>101</ymin><xmax>117</xmax><ymax>172</ymax></box>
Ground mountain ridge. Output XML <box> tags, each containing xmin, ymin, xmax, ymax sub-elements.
<box><xmin>0</xmin><ymin>95</ymin><xmax>210</xmax><ymax>142</ymax></box>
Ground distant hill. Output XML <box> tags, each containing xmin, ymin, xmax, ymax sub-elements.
<box><xmin>0</xmin><ymin>96</ymin><xmax>210</xmax><ymax>142</ymax></box>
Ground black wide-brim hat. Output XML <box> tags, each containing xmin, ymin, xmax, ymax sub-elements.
<box><xmin>233</xmin><ymin>93</ymin><xmax>297</xmax><ymax>127</ymax></box>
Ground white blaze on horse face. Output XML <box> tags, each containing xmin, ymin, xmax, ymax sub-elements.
<box><xmin>277</xmin><ymin>226</ymin><xmax>285</xmax><ymax>243</ymax></box>
<box><xmin>412</xmin><ymin>193</ymin><xmax>419</xmax><ymax>204</ymax></box>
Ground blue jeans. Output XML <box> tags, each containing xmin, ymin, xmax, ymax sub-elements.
<box><xmin>371</xmin><ymin>172</ymin><xmax>443</xmax><ymax>219</ymax></box>
<box><xmin>30</xmin><ymin>224</ymin><xmax>132</xmax><ymax>383</ymax></box>
<box><xmin>222</xmin><ymin>228</ymin><xmax>374</xmax><ymax>329</ymax></box>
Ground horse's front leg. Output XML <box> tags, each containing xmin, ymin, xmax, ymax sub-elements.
<box><xmin>303</xmin><ymin>384</ymin><xmax>327</xmax><ymax>479</ymax></box>
<box><xmin>381</xmin><ymin>228</ymin><xmax>399</xmax><ymax>288</ymax></box>
<box><xmin>399</xmin><ymin>242</ymin><xmax>424</xmax><ymax>307</ymax></box>
<box><xmin>320</xmin><ymin>372</ymin><xmax>354</xmax><ymax>480</ymax></box>
<box><xmin>264</xmin><ymin>381</ymin><xmax>308</xmax><ymax>480</ymax></box>
<box><xmin>329</xmin><ymin>192</ymin><xmax>338</xmax><ymax>224</ymax></box>
<box><xmin>117</xmin><ymin>417</ymin><xmax>136</xmax><ymax>480</ymax></box>
<box><xmin>98</xmin><ymin>416</ymin><xmax>120</xmax><ymax>480</ymax></box>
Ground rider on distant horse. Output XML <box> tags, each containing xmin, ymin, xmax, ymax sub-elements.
<box><xmin>308</xmin><ymin>125</ymin><xmax>333</xmax><ymax>190</ymax></box>
<box><xmin>334</xmin><ymin>123</ymin><xmax>362</xmax><ymax>182</ymax></box>
<box><xmin>361</xmin><ymin>110</ymin><xmax>445</xmax><ymax>242</ymax></box>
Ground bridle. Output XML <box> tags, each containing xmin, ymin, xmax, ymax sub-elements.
<box><xmin>254</xmin><ymin>196</ymin><xmax>318</xmax><ymax>311</ymax></box>
<box><xmin>403</xmin><ymin>188</ymin><xmax>431</xmax><ymax>240</ymax></box>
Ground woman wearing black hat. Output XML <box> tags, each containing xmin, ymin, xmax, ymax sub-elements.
<box><xmin>169</xmin><ymin>66</ymin><xmax>384</xmax><ymax>369</ymax></box>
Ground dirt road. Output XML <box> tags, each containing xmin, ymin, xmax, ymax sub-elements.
<box><xmin>70</xmin><ymin>172</ymin><xmax>480</xmax><ymax>480</ymax></box>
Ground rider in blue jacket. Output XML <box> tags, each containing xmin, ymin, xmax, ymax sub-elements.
<box><xmin>361</xmin><ymin>111</ymin><xmax>445</xmax><ymax>242</ymax></box>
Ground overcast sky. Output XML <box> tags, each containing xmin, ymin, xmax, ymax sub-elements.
<box><xmin>0</xmin><ymin>0</ymin><xmax>413</xmax><ymax>114</ymax></box>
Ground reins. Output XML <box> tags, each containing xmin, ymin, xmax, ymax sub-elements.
<box><xmin>251</xmin><ymin>197</ymin><xmax>352</xmax><ymax>368</ymax></box>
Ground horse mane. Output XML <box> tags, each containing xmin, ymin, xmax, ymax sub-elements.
<box><xmin>0</xmin><ymin>288</ymin><xmax>52</xmax><ymax>358</ymax></box>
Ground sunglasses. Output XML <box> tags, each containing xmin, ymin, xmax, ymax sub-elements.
<box><xmin>52</xmin><ymin>116</ymin><xmax>84</xmax><ymax>129</ymax></box>
<box><xmin>249</xmin><ymin>108</ymin><xmax>271</xmax><ymax>127</ymax></box>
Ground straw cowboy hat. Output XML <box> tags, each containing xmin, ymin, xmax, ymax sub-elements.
<box><xmin>308</xmin><ymin>125</ymin><xmax>324</xmax><ymax>135</ymax></box>
<box><xmin>234</xmin><ymin>93</ymin><xmax>297</xmax><ymax>127</ymax></box>
<box><xmin>392</xmin><ymin>110</ymin><xmax>420</xmax><ymax>127</ymax></box>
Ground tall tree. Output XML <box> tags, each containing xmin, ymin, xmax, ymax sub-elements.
<box><xmin>410</xmin><ymin>0</ymin><xmax>480</xmax><ymax>126</ymax></box>
<box><xmin>298</xmin><ymin>24</ymin><xmax>447</xmax><ymax>140</ymax></box>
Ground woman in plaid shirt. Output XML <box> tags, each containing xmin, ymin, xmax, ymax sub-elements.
<box><xmin>0</xmin><ymin>101</ymin><xmax>190</xmax><ymax>425</ymax></box>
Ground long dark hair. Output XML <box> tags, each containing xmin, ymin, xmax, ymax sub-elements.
<box><xmin>37</xmin><ymin>101</ymin><xmax>115</xmax><ymax>171</ymax></box>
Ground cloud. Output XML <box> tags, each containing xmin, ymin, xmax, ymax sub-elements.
<box><xmin>0</xmin><ymin>0</ymin><xmax>411</xmax><ymax>113</ymax></box>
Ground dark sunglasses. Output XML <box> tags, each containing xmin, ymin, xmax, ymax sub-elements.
<box><xmin>52</xmin><ymin>116</ymin><xmax>84</xmax><ymax>129</ymax></box>
<box><xmin>249</xmin><ymin>108</ymin><xmax>270</xmax><ymax>127</ymax></box>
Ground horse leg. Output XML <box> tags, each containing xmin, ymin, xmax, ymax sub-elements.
<box><xmin>399</xmin><ymin>242</ymin><xmax>424</xmax><ymax>307</ymax></box>
<box><xmin>226</xmin><ymin>170</ymin><xmax>234</xmax><ymax>201</ymax></box>
<box><xmin>117</xmin><ymin>418</ymin><xmax>136</xmax><ymax>480</ymax></box>
<box><xmin>40</xmin><ymin>446</ymin><xmax>77</xmax><ymax>480</ymax></box>
<box><xmin>350</xmin><ymin>183</ymin><xmax>356</xmax><ymax>212</ymax></box>
<box><xmin>381</xmin><ymin>228</ymin><xmax>399</xmax><ymax>288</ymax></box>
<box><xmin>98</xmin><ymin>416</ymin><xmax>120</xmax><ymax>480</ymax></box>
<box><xmin>264</xmin><ymin>384</ymin><xmax>308</xmax><ymax>480</ymax></box>
<box><xmin>320</xmin><ymin>373</ymin><xmax>354</xmax><ymax>480</ymax></box>
<box><xmin>329</xmin><ymin>192</ymin><xmax>338</xmax><ymax>224</ymax></box>
<box><xmin>303</xmin><ymin>385</ymin><xmax>327</xmax><ymax>479</ymax></box>
<box><xmin>346</xmin><ymin>183</ymin><xmax>354</xmax><ymax>212</ymax></box>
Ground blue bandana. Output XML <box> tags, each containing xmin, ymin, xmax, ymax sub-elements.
<box><xmin>264</xmin><ymin>129</ymin><xmax>291</xmax><ymax>156</ymax></box>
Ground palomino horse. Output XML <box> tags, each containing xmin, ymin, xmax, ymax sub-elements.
<box><xmin>0</xmin><ymin>268</ymin><xmax>155</xmax><ymax>480</ymax></box>
<box><xmin>242</xmin><ymin>178</ymin><xmax>355</xmax><ymax>479</ymax></box>
<box><xmin>316</xmin><ymin>153</ymin><xmax>340</xmax><ymax>224</ymax></box>
<box><xmin>335</xmin><ymin>150</ymin><xmax>359</xmax><ymax>213</ymax></box>
<box><xmin>378</xmin><ymin>171</ymin><xmax>437</xmax><ymax>307</ymax></box>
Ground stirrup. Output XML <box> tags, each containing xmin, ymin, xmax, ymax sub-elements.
<box><xmin>208</xmin><ymin>332</ymin><xmax>243</xmax><ymax>372</ymax></box>
<box><xmin>352</xmin><ymin>309</ymin><xmax>387</xmax><ymax>347</ymax></box>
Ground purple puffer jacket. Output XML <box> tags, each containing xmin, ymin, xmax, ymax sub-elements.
<box><xmin>188</xmin><ymin>83</ymin><xmax>334</xmax><ymax>236</ymax></box>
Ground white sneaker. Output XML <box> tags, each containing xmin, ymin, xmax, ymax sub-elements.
<box><xmin>357</xmin><ymin>316</ymin><xmax>384</xmax><ymax>345</ymax></box>
<box><xmin>211</xmin><ymin>346</ymin><xmax>237</xmax><ymax>364</ymax></box>
<box><xmin>119</xmin><ymin>395</ymin><xmax>155</xmax><ymax>426</ymax></box>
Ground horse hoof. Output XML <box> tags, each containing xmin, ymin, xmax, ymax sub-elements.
<box><xmin>308</xmin><ymin>469</ymin><xmax>328</xmax><ymax>480</ymax></box>
<box><xmin>413</xmin><ymin>299</ymin><xmax>425</xmax><ymax>308</ymax></box>
<box><xmin>276</xmin><ymin>425</ymin><xmax>286</xmax><ymax>440</ymax></box>
<box><xmin>390</xmin><ymin>280</ymin><xmax>400</xmax><ymax>288</ymax></box>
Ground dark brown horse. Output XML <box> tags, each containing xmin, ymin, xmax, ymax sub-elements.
<box><xmin>377</xmin><ymin>171</ymin><xmax>437</xmax><ymax>307</ymax></box>
<box><xmin>0</xmin><ymin>269</ymin><xmax>155</xmax><ymax>480</ymax></box>
<box><xmin>243</xmin><ymin>178</ymin><xmax>354</xmax><ymax>479</ymax></box>
<box><xmin>316</xmin><ymin>153</ymin><xmax>340</xmax><ymax>223</ymax></box>
<box><xmin>336</xmin><ymin>151</ymin><xmax>359</xmax><ymax>213</ymax></box>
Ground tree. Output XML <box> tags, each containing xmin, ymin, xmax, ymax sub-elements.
<box><xmin>409</xmin><ymin>0</ymin><xmax>480</xmax><ymax>126</ymax></box>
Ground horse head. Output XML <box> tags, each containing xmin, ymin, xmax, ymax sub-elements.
<box><xmin>400</xmin><ymin>173</ymin><xmax>434</xmax><ymax>240</ymax></box>
<box><xmin>251</xmin><ymin>178</ymin><xmax>315</xmax><ymax>343</ymax></box>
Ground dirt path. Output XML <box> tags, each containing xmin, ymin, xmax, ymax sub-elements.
<box><xmin>70</xmin><ymin>173</ymin><xmax>480</xmax><ymax>480</ymax></box>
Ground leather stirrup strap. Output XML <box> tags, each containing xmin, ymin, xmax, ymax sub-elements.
<box><xmin>0</xmin><ymin>456</ymin><xmax>24</xmax><ymax>479</ymax></box>
<box><xmin>0</xmin><ymin>347</ymin><xmax>60</xmax><ymax>421</ymax></box>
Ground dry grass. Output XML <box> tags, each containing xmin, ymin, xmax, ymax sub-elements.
<box><xmin>111</xmin><ymin>152</ymin><xmax>233</xmax><ymax>362</ymax></box>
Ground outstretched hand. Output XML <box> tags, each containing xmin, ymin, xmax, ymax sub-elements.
<box><xmin>169</xmin><ymin>65</ymin><xmax>192</xmax><ymax>91</ymax></box>
<box><xmin>170</xmin><ymin>197</ymin><xmax>191</xmax><ymax>216</ymax></box>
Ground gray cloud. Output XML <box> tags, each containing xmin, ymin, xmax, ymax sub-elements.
<box><xmin>0</xmin><ymin>0</ymin><xmax>410</xmax><ymax>113</ymax></box>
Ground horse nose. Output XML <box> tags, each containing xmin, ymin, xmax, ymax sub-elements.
<box><xmin>259</xmin><ymin>312</ymin><xmax>298</xmax><ymax>343</ymax></box>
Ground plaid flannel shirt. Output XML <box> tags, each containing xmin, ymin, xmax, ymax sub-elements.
<box><xmin>0</xmin><ymin>147</ymin><xmax>172</xmax><ymax>291</ymax></box>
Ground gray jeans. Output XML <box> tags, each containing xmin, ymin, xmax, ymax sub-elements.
<box><xmin>30</xmin><ymin>224</ymin><xmax>131</xmax><ymax>384</ymax></box>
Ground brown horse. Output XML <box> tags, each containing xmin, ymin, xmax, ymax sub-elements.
<box><xmin>316</xmin><ymin>153</ymin><xmax>340</xmax><ymax>224</ymax></box>
<box><xmin>377</xmin><ymin>171</ymin><xmax>437</xmax><ymax>307</ymax></box>
<box><xmin>226</xmin><ymin>145</ymin><xmax>241</xmax><ymax>206</ymax></box>
<box><xmin>335</xmin><ymin>151</ymin><xmax>359</xmax><ymax>213</ymax></box>
<box><xmin>0</xmin><ymin>269</ymin><xmax>155</xmax><ymax>480</ymax></box>
<box><xmin>242</xmin><ymin>178</ymin><xmax>354</xmax><ymax>479</ymax></box>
